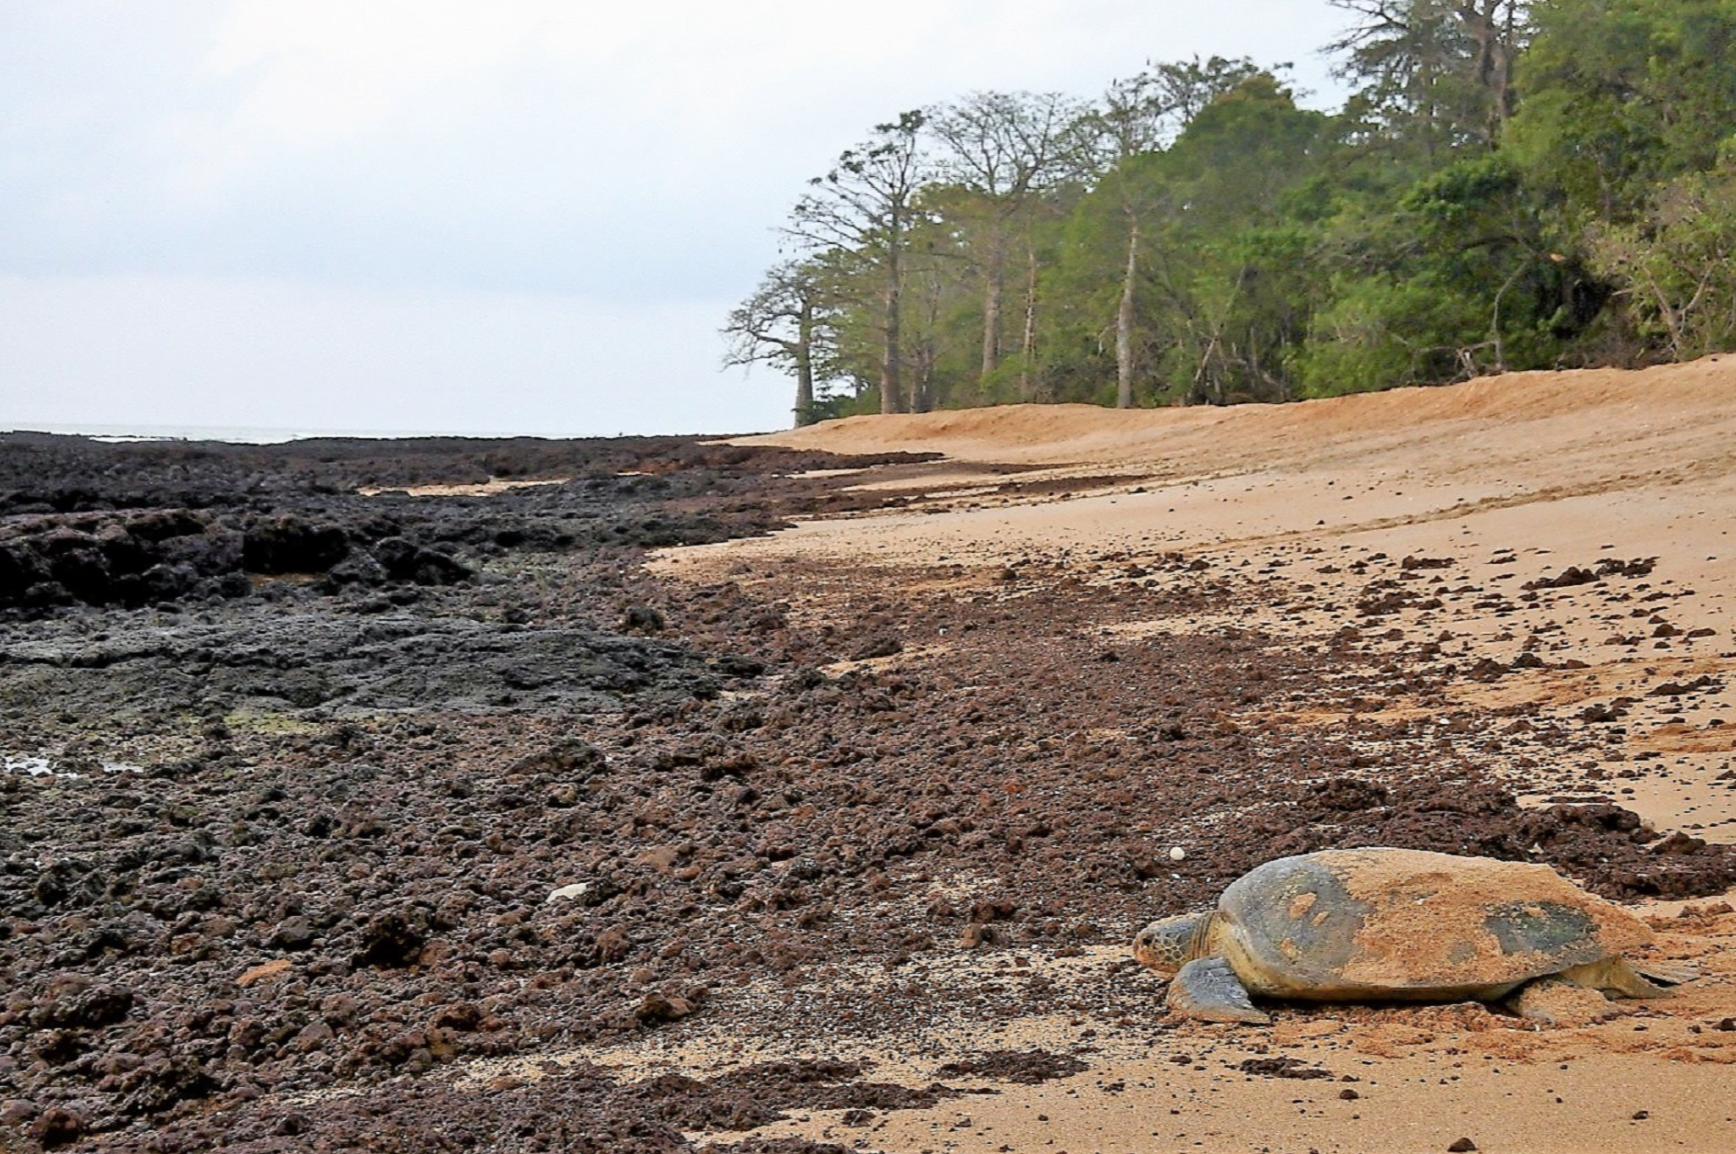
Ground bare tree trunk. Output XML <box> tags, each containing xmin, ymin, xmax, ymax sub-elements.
<box><xmin>912</xmin><ymin>347</ymin><xmax>936</xmax><ymax>413</ymax></box>
<box><xmin>1019</xmin><ymin>241</ymin><xmax>1039</xmax><ymax>400</ymax></box>
<box><xmin>1456</xmin><ymin>1</ymin><xmax>1517</xmax><ymax>139</ymax></box>
<box><xmin>1116</xmin><ymin>219</ymin><xmax>1140</xmax><ymax>409</ymax></box>
<box><xmin>881</xmin><ymin>242</ymin><xmax>903</xmax><ymax>414</ymax></box>
<box><xmin>980</xmin><ymin>266</ymin><xmax>1002</xmax><ymax>385</ymax></box>
<box><xmin>790</xmin><ymin>299</ymin><xmax>817</xmax><ymax>426</ymax></box>
<box><xmin>794</xmin><ymin>357</ymin><xmax>816</xmax><ymax>427</ymax></box>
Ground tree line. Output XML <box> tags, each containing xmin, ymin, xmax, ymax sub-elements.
<box><xmin>724</xmin><ymin>0</ymin><xmax>1736</xmax><ymax>425</ymax></box>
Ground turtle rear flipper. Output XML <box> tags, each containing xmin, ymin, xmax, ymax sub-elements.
<box><xmin>1631</xmin><ymin>960</ymin><xmax>1697</xmax><ymax>988</ymax></box>
<box><xmin>1168</xmin><ymin>957</ymin><xmax>1271</xmax><ymax>1025</ymax></box>
<box><xmin>1559</xmin><ymin>958</ymin><xmax>1690</xmax><ymax>998</ymax></box>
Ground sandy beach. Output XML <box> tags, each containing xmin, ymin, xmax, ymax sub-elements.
<box><xmin>638</xmin><ymin>357</ymin><xmax>1736</xmax><ymax>1153</ymax></box>
<box><xmin>3</xmin><ymin>366</ymin><xmax>1735</xmax><ymax>1152</ymax></box>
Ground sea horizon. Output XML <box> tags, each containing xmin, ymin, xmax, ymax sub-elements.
<box><xmin>0</xmin><ymin>421</ymin><xmax>660</xmax><ymax>445</ymax></box>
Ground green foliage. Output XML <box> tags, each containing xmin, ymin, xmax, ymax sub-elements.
<box><xmin>729</xmin><ymin>0</ymin><xmax>1736</xmax><ymax>423</ymax></box>
<box><xmin>1508</xmin><ymin>0</ymin><xmax>1736</xmax><ymax>219</ymax></box>
<box><xmin>1589</xmin><ymin>150</ymin><xmax>1736</xmax><ymax>359</ymax></box>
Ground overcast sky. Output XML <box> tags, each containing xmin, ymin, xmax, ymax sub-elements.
<box><xmin>0</xmin><ymin>1</ymin><xmax>1353</xmax><ymax>438</ymax></box>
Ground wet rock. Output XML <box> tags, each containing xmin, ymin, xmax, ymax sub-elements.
<box><xmin>934</xmin><ymin>1051</ymin><xmax>1087</xmax><ymax>1085</ymax></box>
<box><xmin>353</xmin><ymin>910</ymin><xmax>428</xmax><ymax>969</ymax></box>
<box><xmin>370</xmin><ymin>537</ymin><xmax>472</xmax><ymax>586</ymax></box>
<box><xmin>326</xmin><ymin>550</ymin><xmax>387</xmax><ymax>586</ymax></box>
<box><xmin>30</xmin><ymin>976</ymin><xmax>133</xmax><ymax>1029</ymax></box>
<box><xmin>28</xmin><ymin>1106</ymin><xmax>84</xmax><ymax>1149</ymax></box>
<box><xmin>242</xmin><ymin>516</ymin><xmax>350</xmax><ymax>575</ymax></box>
<box><xmin>621</xmin><ymin>604</ymin><xmax>666</xmax><ymax>633</ymax></box>
<box><xmin>268</xmin><ymin>917</ymin><xmax>318</xmax><ymax>951</ymax></box>
<box><xmin>635</xmin><ymin>993</ymin><xmax>695</xmax><ymax>1024</ymax></box>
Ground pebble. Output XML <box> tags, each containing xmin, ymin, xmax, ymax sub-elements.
<box><xmin>545</xmin><ymin>883</ymin><xmax>590</xmax><ymax>903</ymax></box>
<box><xmin>1169</xmin><ymin>847</ymin><xmax>1187</xmax><ymax>862</ymax></box>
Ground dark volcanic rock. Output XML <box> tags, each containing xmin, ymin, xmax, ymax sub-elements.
<box><xmin>2</xmin><ymin>430</ymin><xmax>1729</xmax><ymax>1151</ymax></box>
<box><xmin>934</xmin><ymin>1050</ymin><xmax>1088</xmax><ymax>1085</ymax></box>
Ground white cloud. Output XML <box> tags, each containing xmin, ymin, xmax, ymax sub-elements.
<box><xmin>0</xmin><ymin>274</ymin><xmax>789</xmax><ymax>436</ymax></box>
<box><xmin>0</xmin><ymin>1</ymin><xmax>1354</xmax><ymax>434</ymax></box>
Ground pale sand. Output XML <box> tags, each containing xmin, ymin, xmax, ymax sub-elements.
<box><xmin>632</xmin><ymin>358</ymin><xmax>1736</xmax><ymax>1153</ymax></box>
<box><xmin>356</xmin><ymin>476</ymin><xmax>570</xmax><ymax>498</ymax></box>
<box><xmin>477</xmin><ymin>907</ymin><xmax>1736</xmax><ymax>1154</ymax></box>
<box><xmin>665</xmin><ymin>358</ymin><xmax>1736</xmax><ymax>841</ymax></box>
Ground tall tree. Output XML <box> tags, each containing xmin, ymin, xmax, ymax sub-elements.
<box><xmin>1506</xmin><ymin>0</ymin><xmax>1736</xmax><ymax>221</ymax></box>
<box><xmin>929</xmin><ymin>92</ymin><xmax>1091</xmax><ymax>391</ymax></box>
<box><xmin>1159</xmin><ymin>75</ymin><xmax>1333</xmax><ymax>403</ymax></box>
<box><xmin>785</xmin><ymin>112</ymin><xmax>930</xmax><ymax>414</ymax></box>
<box><xmin>1330</xmin><ymin>0</ymin><xmax>1528</xmax><ymax>154</ymax></box>
<box><xmin>721</xmin><ymin>261</ymin><xmax>836</xmax><ymax>427</ymax></box>
<box><xmin>727</xmin><ymin>1</ymin><xmax>1736</xmax><ymax>419</ymax></box>
<box><xmin>1089</xmin><ymin>58</ymin><xmax>1262</xmax><ymax>407</ymax></box>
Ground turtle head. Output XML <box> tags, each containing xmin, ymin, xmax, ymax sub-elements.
<box><xmin>1133</xmin><ymin>912</ymin><xmax>1217</xmax><ymax>976</ymax></box>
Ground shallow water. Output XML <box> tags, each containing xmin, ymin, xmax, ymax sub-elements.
<box><xmin>2</xmin><ymin>754</ymin><xmax>146</xmax><ymax>778</ymax></box>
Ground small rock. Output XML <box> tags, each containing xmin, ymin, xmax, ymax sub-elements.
<box><xmin>620</xmin><ymin>604</ymin><xmax>665</xmax><ymax>633</ymax></box>
<box><xmin>1169</xmin><ymin>847</ymin><xmax>1187</xmax><ymax>862</ymax></box>
<box><xmin>1447</xmin><ymin>1140</ymin><xmax>1477</xmax><ymax>1153</ymax></box>
<box><xmin>596</xmin><ymin>925</ymin><xmax>633</xmax><ymax>963</ymax></box>
<box><xmin>545</xmin><ymin>883</ymin><xmax>590</xmax><ymax>903</ymax></box>
<box><xmin>635</xmin><ymin>993</ymin><xmax>694</xmax><ymax>1024</ymax></box>
<box><xmin>268</xmin><ymin>916</ymin><xmax>318</xmax><ymax>951</ymax></box>
<box><xmin>0</xmin><ymin>1100</ymin><xmax>39</xmax><ymax>1128</ymax></box>
<box><xmin>32</xmin><ymin>976</ymin><xmax>134</xmax><ymax>1028</ymax></box>
<box><xmin>1339</xmin><ymin>1088</ymin><xmax>1360</xmax><ymax>1100</ymax></box>
<box><xmin>352</xmin><ymin>911</ymin><xmax>426</xmax><ymax>969</ymax></box>
<box><xmin>295</xmin><ymin>1021</ymin><xmax>335</xmax><ymax>1053</ymax></box>
<box><xmin>851</xmin><ymin>636</ymin><xmax>903</xmax><ymax>661</ymax></box>
<box><xmin>29</xmin><ymin>1106</ymin><xmax>84</xmax><ymax>1149</ymax></box>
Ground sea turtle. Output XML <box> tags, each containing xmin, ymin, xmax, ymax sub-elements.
<box><xmin>1132</xmin><ymin>848</ymin><xmax>1692</xmax><ymax>1024</ymax></box>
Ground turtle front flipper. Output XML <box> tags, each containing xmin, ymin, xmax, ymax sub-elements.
<box><xmin>1167</xmin><ymin>957</ymin><xmax>1271</xmax><ymax>1025</ymax></box>
<box><xmin>1510</xmin><ymin>977</ymin><xmax>1620</xmax><ymax>1027</ymax></box>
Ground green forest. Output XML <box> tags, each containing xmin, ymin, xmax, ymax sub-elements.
<box><xmin>723</xmin><ymin>0</ymin><xmax>1736</xmax><ymax>425</ymax></box>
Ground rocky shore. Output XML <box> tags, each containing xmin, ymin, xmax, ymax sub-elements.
<box><xmin>1</xmin><ymin>422</ymin><xmax>1733</xmax><ymax>1152</ymax></box>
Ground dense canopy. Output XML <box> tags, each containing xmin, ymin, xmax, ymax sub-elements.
<box><xmin>725</xmin><ymin>0</ymin><xmax>1736</xmax><ymax>424</ymax></box>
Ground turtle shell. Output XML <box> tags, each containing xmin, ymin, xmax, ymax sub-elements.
<box><xmin>1216</xmin><ymin>848</ymin><xmax>1653</xmax><ymax>998</ymax></box>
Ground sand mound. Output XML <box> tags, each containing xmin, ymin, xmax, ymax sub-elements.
<box><xmin>736</xmin><ymin>356</ymin><xmax>1736</xmax><ymax>470</ymax></box>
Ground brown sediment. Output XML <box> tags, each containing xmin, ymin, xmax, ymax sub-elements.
<box><xmin>5</xmin><ymin>360</ymin><xmax>1736</xmax><ymax>1151</ymax></box>
<box><xmin>1316</xmin><ymin>849</ymin><xmax>1654</xmax><ymax>988</ymax></box>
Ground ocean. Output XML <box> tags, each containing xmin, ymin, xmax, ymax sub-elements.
<box><xmin>1</xmin><ymin>422</ymin><xmax>529</xmax><ymax>444</ymax></box>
